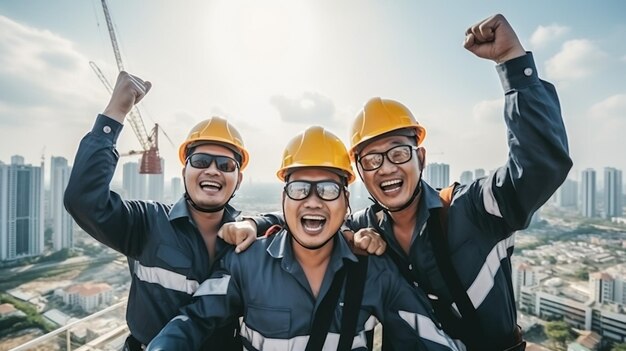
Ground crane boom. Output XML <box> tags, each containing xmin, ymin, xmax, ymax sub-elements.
<box><xmin>101</xmin><ymin>0</ymin><xmax>124</xmax><ymax>72</ymax></box>
<box><xmin>96</xmin><ymin>0</ymin><xmax>162</xmax><ymax>174</ymax></box>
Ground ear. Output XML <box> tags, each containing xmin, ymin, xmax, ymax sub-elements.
<box><xmin>181</xmin><ymin>166</ymin><xmax>186</xmax><ymax>179</ymax></box>
<box><xmin>417</xmin><ymin>147</ymin><xmax>426</xmax><ymax>172</ymax></box>
<box><xmin>343</xmin><ymin>189</ymin><xmax>351</xmax><ymax>215</ymax></box>
<box><xmin>235</xmin><ymin>171</ymin><xmax>243</xmax><ymax>191</ymax></box>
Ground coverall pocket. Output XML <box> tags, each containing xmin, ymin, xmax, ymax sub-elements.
<box><xmin>246</xmin><ymin>304</ymin><xmax>291</xmax><ymax>338</ymax></box>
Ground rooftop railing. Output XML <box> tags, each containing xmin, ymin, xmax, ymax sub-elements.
<box><xmin>9</xmin><ymin>299</ymin><xmax>128</xmax><ymax>351</ymax></box>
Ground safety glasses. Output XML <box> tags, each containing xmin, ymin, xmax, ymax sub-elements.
<box><xmin>358</xmin><ymin>144</ymin><xmax>417</xmax><ymax>171</ymax></box>
<box><xmin>187</xmin><ymin>153</ymin><xmax>240</xmax><ymax>172</ymax></box>
<box><xmin>284</xmin><ymin>180</ymin><xmax>344</xmax><ymax>201</ymax></box>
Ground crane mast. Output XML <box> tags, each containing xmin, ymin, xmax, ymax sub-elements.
<box><xmin>98</xmin><ymin>0</ymin><xmax>161</xmax><ymax>174</ymax></box>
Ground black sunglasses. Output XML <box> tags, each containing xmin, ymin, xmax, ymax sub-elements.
<box><xmin>284</xmin><ymin>180</ymin><xmax>344</xmax><ymax>201</ymax></box>
<box><xmin>358</xmin><ymin>144</ymin><xmax>417</xmax><ymax>171</ymax></box>
<box><xmin>187</xmin><ymin>153</ymin><xmax>240</xmax><ymax>172</ymax></box>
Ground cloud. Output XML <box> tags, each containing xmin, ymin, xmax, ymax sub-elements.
<box><xmin>269</xmin><ymin>92</ymin><xmax>335</xmax><ymax>123</ymax></box>
<box><xmin>0</xmin><ymin>15</ymin><xmax>104</xmax><ymax>123</ymax></box>
<box><xmin>589</xmin><ymin>94</ymin><xmax>626</xmax><ymax>121</ymax></box>
<box><xmin>0</xmin><ymin>15</ymin><xmax>109</xmax><ymax>166</ymax></box>
<box><xmin>545</xmin><ymin>39</ymin><xmax>608</xmax><ymax>82</ymax></box>
<box><xmin>529</xmin><ymin>24</ymin><xmax>570</xmax><ymax>49</ymax></box>
<box><xmin>472</xmin><ymin>99</ymin><xmax>503</xmax><ymax>124</ymax></box>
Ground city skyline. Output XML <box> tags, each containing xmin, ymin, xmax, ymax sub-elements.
<box><xmin>0</xmin><ymin>1</ymin><xmax>625</xmax><ymax>183</ymax></box>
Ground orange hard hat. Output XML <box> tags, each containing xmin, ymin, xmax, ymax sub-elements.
<box><xmin>178</xmin><ymin>116</ymin><xmax>249</xmax><ymax>170</ymax></box>
<box><xmin>349</xmin><ymin>97</ymin><xmax>426</xmax><ymax>161</ymax></box>
<box><xmin>277</xmin><ymin>126</ymin><xmax>355</xmax><ymax>184</ymax></box>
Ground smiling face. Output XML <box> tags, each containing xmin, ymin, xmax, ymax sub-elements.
<box><xmin>357</xmin><ymin>134</ymin><xmax>425</xmax><ymax>210</ymax></box>
<box><xmin>183</xmin><ymin>143</ymin><xmax>242</xmax><ymax>209</ymax></box>
<box><xmin>283</xmin><ymin>168</ymin><xmax>348</xmax><ymax>250</ymax></box>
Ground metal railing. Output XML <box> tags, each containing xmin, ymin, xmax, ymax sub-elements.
<box><xmin>9</xmin><ymin>299</ymin><xmax>128</xmax><ymax>351</ymax></box>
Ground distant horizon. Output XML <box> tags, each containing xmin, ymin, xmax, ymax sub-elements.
<box><xmin>1</xmin><ymin>1</ymin><xmax>625</xmax><ymax>184</ymax></box>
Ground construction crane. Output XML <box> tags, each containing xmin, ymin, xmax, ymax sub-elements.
<box><xmin>97</xmin><ymin>0</ymin><xmax>161</xmax><ymax>174</ymax></box>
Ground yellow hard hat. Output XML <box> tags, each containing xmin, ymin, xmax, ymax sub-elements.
<box><xmin>349</xmin><ymin>97</ymin><xmax>426</xmax><ymax>161</ymax></box>
<box><xmin>178</xmin><ymin>116</ymin><xmax>249</xmax><ymax>170</ymax></box>
<box><xmin>277</xmin><ymin>126</ymin><xmax>356</xmax><ymax>184</ymax></box>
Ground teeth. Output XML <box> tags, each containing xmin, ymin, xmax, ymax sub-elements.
<box><xmin>200</xmin><ymin>181</ymin><xmax>221</xmax><ymax>188</ymax></box>
<box><xmin>381</xmin><ymin>179</ymin><xmax>401</xmax><ymax>187</ymax></box>
<box><xmin>303</xmin><ymin>215</ymin><xmax>325</xmax><ymax>221</ymax></box>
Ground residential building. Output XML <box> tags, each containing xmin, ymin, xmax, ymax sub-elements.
<box><xmin>50</xmin><ymin>156</ymin><xmax>73</xmax><ymax>250</ymax></box>
<box><xmin>57</xmin><ymin>283</ymin><xmax>113</xmax><ymax>313</ymax></box>
<box><xmin>604</xmin><ymin>167</ymin><xmax>623</xmax><ymax>218</ymax></box>
<box><xmin>425</xmin><ymin>162</ymin><xmax>450</xmax><ymax>189</ymax></box>
<box><xmin>0</xmin><ymin>156</ymin><xmax>44</xmax><ymax>261</ymax></box>
<box><xmin>459</xmin><ymin>170</ymin><xmax>473</xmax><ymax>185</ymax></box>
<box><xmin>557</xmin><ymin>178</ymin><xmax>578</xmax><ymax>208</ymax></box>
<box><xmin>582</xmin><ymin>169</ymin><xmax>597</xmax><ymax>218</ymax></box>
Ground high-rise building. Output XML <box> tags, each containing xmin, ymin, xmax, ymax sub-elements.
<box><xmin>0</xmin><ymin>156</ymin><xmax>44</xmax><ymax>261</ymax></box>
<box><xmin>556</xmin><ymin>178</ymin><xmax>578</xmax><ymax>208</ymax></box>
<box><xmin>604</xmin><ymin>167</ymin><xmax>623</xmax><ymax>218</ymax></box>
<box><xmin>50</xmin><ymin>156</ymin><xmax>73</xmax><ymax>250</ymax></box>
<box><xmin>582</xmin><ymin>168</ymin><xmax>597</xmax><ymax>218</ymax></box>
<box><xmin>459</xmin><ymin>170</ymin><xmax>473</xmax><ymax>186</ymax></box>
<box><xmin>146</xmin><ymin>158</ymin><xmax>165</xmax><ymax>202</ymax></box>
<box><xmin>170</xmin><ymin>177</ymin><xmax>183</xmax><ymax>202</ymax></box>
<box><xmin>122</xmin><ymin>162</ymin><xmax>146</xmax><ymax>200</ymax></box>
<box><xmin>474</xmin><ymin>168</ymin><xmax>486</xmax><ymax>180</ymax></box>
<box><xmin>425</xmin><ymin>163</ymin><xmax>450</xmax><ymax>189</ymax></box>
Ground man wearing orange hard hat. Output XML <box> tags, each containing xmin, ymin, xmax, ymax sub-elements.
<box><xmin>148</xmin><ymin>126</ymin><xmax>459</xmax><ymax>351</ymax></box>
<box><xmin>231</xmin><ymin>14</ymin><xmax>573</xmax><ymax>351</ymax></box>
<box><xmin>65</xmin><ymin>72</ymin><xmax>246</xmax><ymax>351</ymax></box>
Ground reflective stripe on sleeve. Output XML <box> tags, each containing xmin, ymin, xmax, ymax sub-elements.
<box><xmin>134</xmin><ymin>261</ymin><xmax>199</xmax><ymax>294</ymax></box>
<box><xmin>482</xmin><ymin>173</ymin><xmax>503</xmax><ymax>218</ymax></box>
<box><xmin>398</xmin><ymin>311</ymin><xmax>459</xmax><ymax>350</ymax></box>
<box><xmin>466</xmin><ymin>234</ymin><xmax>516</xmax><ymax>309</ymax></box>
<box><xmin>240</xmin><ymin>315</ymin><xmax>377</xmax><ymax>350</ymax></box>
<box><xmin>194</xmin><ymin>275</ymin><xmax>231</xmax><ymax>296</ymax></box>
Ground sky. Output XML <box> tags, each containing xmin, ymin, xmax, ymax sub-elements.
<box><xmin>1</xmin><ymin>0</ymin><xmax>625</xmax><ymax>186</ymax></box>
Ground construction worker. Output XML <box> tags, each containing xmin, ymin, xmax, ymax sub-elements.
<box><xmin>64</xmin><ymin>72</ymin><xmax>246</xmax><ymax>350</ymax></box>
<box><xmin>146</xmin><ymin>126</ymin><xmax>459</xmax><ymax>351</ymax></box>
<box><xmin>222</xmin><ymin>14</ymin><xmax>573</xmax><ymax>351</ymax></box>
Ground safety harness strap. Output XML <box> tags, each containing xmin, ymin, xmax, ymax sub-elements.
<box><xmin>338</xmin><ymin>255</ymin><xmax>369</xmax><ymax>350</ymax></box>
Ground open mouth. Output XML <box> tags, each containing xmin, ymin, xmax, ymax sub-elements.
<box><xmin>380</xmin><ymin>179</ymin><xmax>403</xmax><ymax>194</ymax></box>
<box><xmin>199</xmin><ymin>180</ymin><xmax>222</xmax><ymax>192</ymax></box>
<box><xmin>301</xmin><ymin>214</ymin><xmax>326</xmax><ymax>234</ymax></box>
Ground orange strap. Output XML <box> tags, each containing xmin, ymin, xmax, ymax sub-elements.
<box><xmin>438</xmin><ymin>182</ymin><xmax>459</xmax><ymax>237</ymax></box>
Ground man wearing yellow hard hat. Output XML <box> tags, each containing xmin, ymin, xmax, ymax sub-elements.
<box><xmin>147</xmin><ymin>126</ymin><xmax>459</xmax><ymax>351</ymax></box>
<box><xmin>227</xmin><ymin>14</ymin><xmax>572</xmax><ymax>351</ymax></box>
<box><xmin>64</xmin><ymin>72</ymin><xmax>245</xmax><ymax>350</ymax></box>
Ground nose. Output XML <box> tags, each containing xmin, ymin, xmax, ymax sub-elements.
<box><xmin>377</xmin><ymin>156</ymin><xmax>398</xmax><ymax>175</ymax></box>
<box><xmin>202</xmin><ymin>159</ymin><xmax>220</xmax><ymax>175</ymax></box>
<box><xmin>302</xmin><ymin>191</ymin><xmax>323</xmax><ymax>209</ymax></box>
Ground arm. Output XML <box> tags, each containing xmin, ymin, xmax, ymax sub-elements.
<box><xmin>465</xmin><ymin>15</ymin><xmax>572</xmax><ymax>231</ymax></box>
<box><xmin>147</xmin><ymin>258</ymin><xmax>243</xmax><ymax>350</ymax></box>
<box><xmin>379</xmin><ymin>260</ymin><xmax>459</xmax><ymax>350</ymax></box>
<box><xmin>63</xmin><ymin>72</ymin><xmax>153</xmax><ymax>256</ymax></box>
<box><xmin>222</xmin><ymin>211</ymin><xmax>386</xmax><ymax>255</ymax></box>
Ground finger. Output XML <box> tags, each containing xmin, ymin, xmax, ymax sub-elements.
<box><xmin>463</xmin><ymin>33</ymin><xmax>476</xmax><ymax>49</ymax></box>
<box><xmin>366</xmin><ymin>241</ymin><xmax>379</xmax><ymax>254</ymax></box>
<box><xmin>375</xmin><ymin>242</ymin><xmax>387</xmax><ymax>256</ymax></box>
<box><xmin>217</xmin><ymin>228</ymin><xmax>224</xmax><ymax>239</ymax></box>
<box><xmin>235</xmin><ymin>233</ymin><xmax>256</xmax><ymax>253</ymax></box>
<box><xmin>355</xmin><ymin>235</ymin><xmax>371</xmax><ymax>250</ymax></box>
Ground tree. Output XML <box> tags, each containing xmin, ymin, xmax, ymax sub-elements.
<box><xmin>545</xmin><ymin>320</ymin><xmax>573</xmax><ymax>351</ymax></box>
<box><xmin>612</xmin><ymin>343</ymin><xmax>626</xmax><ymax>351</ymax></box>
